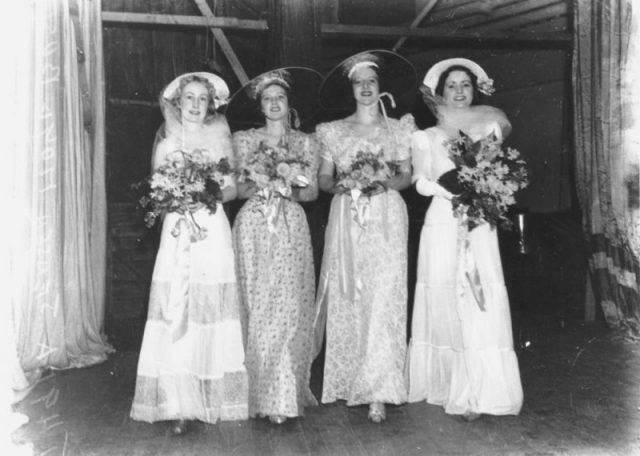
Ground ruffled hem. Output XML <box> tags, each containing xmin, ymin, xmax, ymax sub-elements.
<box><xmin>130</xmin><ymin>371</ymin><xmax>248</xmax><ymax>423</ymax></box>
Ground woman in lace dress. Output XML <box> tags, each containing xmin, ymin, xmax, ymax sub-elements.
<box><xmin>230</xmin><ymin>69</ymin><xmax>320</xmax><ymax>424</ymax></box>
<box><xmin>406</xmin><ymin>58</ymin><xmax>523</xmax><ymax>419</ymax></box>
<box><xmin>313</xmin><ymin>51</ymin><xmax>416</xmax><ymax>423</ymax></box>
<box><xmin>130</xmin><ymin>73</ymin><xmax>248</xmax><ymax>435</ymax></box>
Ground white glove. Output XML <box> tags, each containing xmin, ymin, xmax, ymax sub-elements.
<box><xmin>415</xmin><ymin>177</ymin><xmax>453</xmax><ymax>199</ymax></box>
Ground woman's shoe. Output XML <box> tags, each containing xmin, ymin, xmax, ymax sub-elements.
<box><xmin>368</xmin><ymin>403</ymin><xmax>386</xmax><ymax>423</ymax></box>
<box><xmin>461</xmin><ymin>411</ymin><xmax>481</xmax><ymax>422</ymax></box>
<box><xmin>269</xmin><ymin>415</ymin><xmax>287</xmax><ymax>424</ymax></box>
<box><xmin>170</xmin><ymin>419</ymin><xmax>189</xmax><ymax>435</ymax></box>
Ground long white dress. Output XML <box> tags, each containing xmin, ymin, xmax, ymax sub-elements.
<box><xmin>130</xmin><ymin>119</ymin><xmax>249</xmax><ymax>424</ymax></box>
<box><xmin>406</xmin><ymin>121</ymin><xmax>523</xmax><ymax>416</ymax></box>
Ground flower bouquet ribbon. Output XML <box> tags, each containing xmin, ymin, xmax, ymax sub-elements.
<box><xmin>335</xmin><ymin>149</ymin><xmax>396</xmax><ymax>236</ymax></box>
<box><xmin>456</xmin><ymin>218</ymin><xmax>485</xmax><ymax>313</ymax></box>
<box><xmin>438</xmin><ymin>130</ymin><xmax>529</xmax><ymax>311</ymax></box>
<box><xmin>239</xmin><ymin>139</ymin><xmax>311</xmax><ymax>242</ymax></box>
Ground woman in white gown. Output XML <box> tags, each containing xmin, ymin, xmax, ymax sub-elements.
<box><xmin>130</xmin><ymin>72</ymin><xmax>248</xmax><ymax>434</ymax></box>
<box><xmin>406</xmin><ymin>58</ymin><xmax>523</xmax><ymax>419</ymax></box>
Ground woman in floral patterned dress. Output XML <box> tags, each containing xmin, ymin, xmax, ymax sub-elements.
<box><xmin>313</xmin><ymin>51</ymin><xmax>417</xmax><ymax>423</ymax></box>
<box><xmin>130</xmin><ymin>72</ymin><xmax>248</xmax><ymax>435</ymax></box>
<box><xmin>229</xmin><ymin>68</ymin><xmax>321</xmax><ymax>424</ymax></box>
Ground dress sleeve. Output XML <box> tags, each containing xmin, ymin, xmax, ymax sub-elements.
<box><xmin>389</xmin><ymin>114</ymin><xmax>417</xmax><ymax>162</ymax></box>
<box><xmin>315</xmin><ymin>123</ymin><xmax>334</xmax><ymax>163</ymax></box>
<box><xmin>411</xmin><ymin>129</ymin><xmax>453</xmax><ymax>199</ymax></box>
<box><xmin>410</xmin><ymin>129</ymin><xmax>433</xmax><ymax>183</ymax></box>
<box><xmin>151</xmin><ymin>138</ymin><xmax>173</xmax><ymax>171</ymax></box>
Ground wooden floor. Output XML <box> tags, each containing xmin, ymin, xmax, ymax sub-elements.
<box><xmin>12</xmin><ymin>321</ymin><xmax>640</xmax><ymax>456</ymax></box>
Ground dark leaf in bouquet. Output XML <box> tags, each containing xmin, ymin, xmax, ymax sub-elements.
<box><xmin>437</xmin><ymin>169</ymin><xmax>465</xmax><ymax>195</ymax></box>
<box><xmin>215</xmin><ymin>157</ymin><xmax>232</xmax><ymax>175</ymax></box>
<box><xmin>386</xmin><ymin>161</ymin><xmax>401</xmax><ymax>176</ymax></box>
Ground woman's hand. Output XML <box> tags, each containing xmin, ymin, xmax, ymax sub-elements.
<box><xmin>237</xmin><ymin>181</ymin><xmax>258</xmax><ymax>200</ymax></box>
<box><xmin>363</xmin><ymin>181</ymin><xmax>387</xmax><ymax>197</ymax></box>
<box><xmin>415</xmin><ymin>176</ymin><xmax>453</xmax><ymax>200</ymax></box>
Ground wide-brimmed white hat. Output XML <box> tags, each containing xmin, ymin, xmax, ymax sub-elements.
<box><xmin>162</xmin><ymin>72</ymin><xmax>230</xmax><ymax>109</ymax></box>
<box><xmin>422</xmin><ymin>58</ymin><xmax>494</xmax><ymax>96</ymax></box>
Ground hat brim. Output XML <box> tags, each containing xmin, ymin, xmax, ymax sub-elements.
<box><xmin>224</xmin><ymin>67</ymin><xmax>323</xmax><ymax>132</ymax></box>
<box><xmin>318</xmin><ymin>49</ymin><xmax>417</xmax><ymax>113</ymax></box>
<box><xmin>422</xmin><ymin>58</ymin><xmax>489</xmax><ymax>93</ymax></box>
<box><xmin>162</xmin><ymin>72</ymin><xmax>230</xmax><ymax>109</ymax></box>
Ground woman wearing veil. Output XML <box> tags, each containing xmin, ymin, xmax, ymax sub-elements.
<box><xmin>313</xmin><ymin>50</ymin><xmax>417</xmax><ymax>423</ymax></box>
<box><xmin>130</xmin><ymin>72</ymin><xmax>248</xmax><ymax>434</ymax></box>
<box><xmin>226</xmin><ymin>68</ymin><xmax>321</xmax><ymax>424</ymax></box>
<box><xmin>405</xmin><ymin>58</ymin><xmax>523</xmax><ymax>419</ymax></box>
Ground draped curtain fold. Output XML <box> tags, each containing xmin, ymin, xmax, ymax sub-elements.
<box><xmin>573</xmin><ymin>0</ymin><xmax>640</xmax><ymax>336</ymax></box>
<box><xmin>7</xmin><ymin>0</ymin><xmax>112</xmax><ymax>393</ymax></box>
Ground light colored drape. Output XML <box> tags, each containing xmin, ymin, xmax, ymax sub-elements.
<box><xmin>6</xmin><ymin>0</ymin><xmax>112</xmax><ymax>393</ymax></box>
<box><xmin>573</xmin><ymin>0</ymin><xmax>640</xmax><ymax>336</ymax></box>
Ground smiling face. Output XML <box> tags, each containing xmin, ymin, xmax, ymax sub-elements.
<box><xmin>442</xmin><ymin>70</ymin><xmax>474</xmax><ymax>109</ymax></box>
<box><xmin>260</xmin><ymin>83</ymin><xmax>289</xmax><ymax>123</ymax></box>
<box><xmin>179</xmin><ymin>81</ymin><xmax>210</xmax><ymax>124</ymax></box>
<box><xmin>350</xmin><ymin>65</ymin><xmax>380</xmax><ymax>106</ymax></box>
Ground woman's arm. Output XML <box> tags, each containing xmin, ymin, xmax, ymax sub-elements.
<box><xmin>293</xmin><ymin>135</ymin><xmax>319</xmax><ymax>202</ymax></box>
<box><xmin>217</xmin><ymin>118</ymin><xmax>237</xmax><ymax>203</ymax></box>
<box><xmin>385</xmin><ymin>158</ymin><xmax>411</xmax><ymax>191</ymax></box>
<box><xmin>318</xmin><ymin>158</ymin><xmax>346</xmax><ymax>194</ymax></box>
<box><xmin>151</xmin><ymin>139</ymin><xmax>171</xmax><ymax>171</ymax></box>
<box><xmin>411</xmin><ymin>130</ymin><xmax>452</xmax><ymax>199</ymax></box>
<box><xmin>232</xmin><ymin>130</ymin><xmax>259</xmax><ymax>200</ymax></box>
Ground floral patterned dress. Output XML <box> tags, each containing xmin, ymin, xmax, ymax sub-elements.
<box><xmin>131</xmin><ymin>119</ymin><xmax>248</xmax><ymax>424</ymax></box>
<box><xmin>314</xmin><ymin>115</ymin><xmax>415</xmax><ymax>406</ymax></box>
<box><xmin>232</xmin><ymin>129</ymin><xmax>319</xmax><ymax>418</ymax></box>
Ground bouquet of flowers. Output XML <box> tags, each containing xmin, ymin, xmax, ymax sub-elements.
<box><xmin>335</xmin><ymin>149</ymin><xmax>397</xmax><ymax>194</ymax></box>
<box><xmin>134</xmin><ymin>150</ymin><xmax>232</xmax><ymax>241</ymax></box>
<box><xmin>239</xmin><ymin>140</ymin><xmax>311</xmax><ymax>198</ymax></box>
<box><xmin>440</xmin><ymin>131</ymin><xmax>529</xmax><ymax>230</ymax></box>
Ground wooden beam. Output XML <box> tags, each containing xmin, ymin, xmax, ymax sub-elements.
<box><xmin>423</xmin><ymin>0</ymin><xmax>507</xmax><ymax>24</ymax></box>
<box><xmin>516</xmin><ymin>16</ymin><xmax>569</xmax><ymax>34</ymax></box>
<box><xmin>101</xmin><ymin>11</ymin><xmax>268</xmax><ymax>31</ymax></box>
<box><xmin>192</xmin><ymin>0</ymin><xmax>250</xmax><ymax>86</ymax></box>
<box><xmin>392</xmin><ymin>0</ymin><xmax>439</xmax><ymax>52</ymax></box>
<box><xmin>321</xmin><ymin>23</ymin><xmax>571</xmax><ymax>47</ymax></box>
<box><xmin>427</xmin><ymin>0</ymin><xmax>559</xmax><ymax>29</ymax></box>
<box><xmin>108</xmin><ymin>98</ymin><xmax>158</xmax><ymax>107</ymax></box>
<box><xmin>467</xmin><ymin>2</ymin><xmax>568</xmax><ymax>33</ymax></box>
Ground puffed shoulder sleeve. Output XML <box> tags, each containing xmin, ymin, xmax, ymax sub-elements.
<box><xmin>394</xmin><ymin>114</ymin><xmax>418</xmax><ymax>161</ymax></box>
<box><xmin>315</xmin><ymin>123</ymin><xmax>334</xmax><ymax>162</ymax></box>
<box><xmin>232</xmin><ymin>130</ymin><xmax>253</xmax><ymax>171</ymax></box>
<box><xmin>151</xmin><ymin>137</ymin><xmax>177</xmax><ymax>171</ymax></box>
<box><xmin>476</xmin><ymin>105</ymin><xmax>511</xmax><ymax>140</ymax></box>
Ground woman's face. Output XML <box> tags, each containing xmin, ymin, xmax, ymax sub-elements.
<box><xmin>260</xmin><ymin>84</ymin><xmax>289</xmax><ymax>123</ymax></box>
<box><xmin>179</xmin><ymin>81</ymin><xmax>210</xmax><ymax>124</ymax></box>
<box><xmin>442</xmin><ymin>70</ymin><xmax>473</xmax><ymax>109</ymax></box>
<box><xmin>351</xmin><ymin>66</ymin><xmax>380</xmax><ymax>106</ymax></box>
